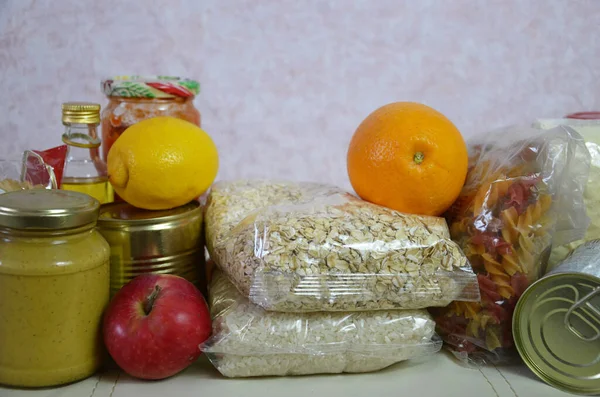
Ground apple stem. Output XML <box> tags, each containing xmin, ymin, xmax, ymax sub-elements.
<box><xmin>144</xmin><ymin>285</ymin><xmax>162</xmax><ymax>315</ymax></box>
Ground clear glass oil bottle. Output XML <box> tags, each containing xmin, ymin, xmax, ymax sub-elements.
<box><xmin>61</xmin><ymin>102</ymin><xmax>114</xmax><ymax>204</ymax></box>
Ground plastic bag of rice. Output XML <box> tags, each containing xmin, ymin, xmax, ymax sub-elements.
<box><xmin>201</xmin><ymin>270</ymin><xmax>443</xmax><ymax>377</ymax></box>
<box><xmin>205</xmin><ymin>180</ymin><xmax>479</xmax><ymax>312</ymax></box>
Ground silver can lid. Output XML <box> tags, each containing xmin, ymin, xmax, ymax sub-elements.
<box><xmin>513</xmin><ymin>272</ymin><xmax>600</xmax><ymax>395</ymax></box>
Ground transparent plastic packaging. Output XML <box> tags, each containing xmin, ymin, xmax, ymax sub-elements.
<box><xmin>534</xmin><ymin>118</ymin><xmax>600</xmax><ymax>268</ymax></box>
<box><xmin>431</xmin><ymin>125</ymin><xmax>591</xmax><ymax>364</ymax></box>
<box><xmin>0</xmin><ymin>146</ymin><xmax>67</xmax><ymax>194</ymax></box>
<box><xmin>205</xmin><ymin>180</ymin><xmax>479</xmax><ymax>312</ymax></box>
<box><xmin>201</xmin><ymin>270</ymin><xmax>442</xmax><ymax>378</ymax></box>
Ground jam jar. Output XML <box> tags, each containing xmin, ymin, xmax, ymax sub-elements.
<box><xmin>0</xmin><ymin>189</ymin><xmax>110</xmax><ymax>387</ymax></box>
<box><xmin>100</xmin><ymin>75</ymin><xmax>201</xmax><ymax>161</ymax></box>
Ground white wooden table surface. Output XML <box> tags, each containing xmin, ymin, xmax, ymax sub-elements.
<box><xmin>0</xmin><ymin>352</ymin><xmax>581</xmax><ymax>397</ymax></box>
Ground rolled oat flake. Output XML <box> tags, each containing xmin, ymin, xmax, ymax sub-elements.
<box><xmin>513</xmin><ymin>240</ymin><xmax>600</xmax><ymax>395</ymax></box>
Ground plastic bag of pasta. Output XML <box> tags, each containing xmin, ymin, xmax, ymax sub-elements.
<box><xmin>430</xmin><ymin>124</ymin><xmax>590</xmax><ymax>364</ymax></box>
<box><xmin>201</xmin><ymin>270</ymin><xmax>442</xmax><ymax>378</ymax></box>
<box><xmin>205</xmin><ymin>180</ymin><xmax>480</xmax><ymax>312</ymax></box>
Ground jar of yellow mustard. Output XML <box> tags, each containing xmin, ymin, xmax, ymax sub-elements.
<box><xmin>0</xmin><ymin>189</ymin><xmax>110</xmax><ymax>388</ymax></box>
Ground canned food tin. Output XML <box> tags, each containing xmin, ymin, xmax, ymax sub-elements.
<box><xmin>96</xmin><ymin>200</ymin><xmax>205</xmax><ymax>296</ymax></box>
<box><xmin>513</xmin><ymin>240</ymin><xmax>600</xmax><ymax>395</ymax></box>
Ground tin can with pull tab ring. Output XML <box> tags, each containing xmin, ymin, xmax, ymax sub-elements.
<box><xmin>513</xmin><ymin>240</ymin><xmax>600</xmax><ymax>395</ymax></box>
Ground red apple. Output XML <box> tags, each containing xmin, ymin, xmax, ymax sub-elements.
<box><xmin>103</xmin><ymin>274</ymin><xmax>212</xmax><ymax>380</ymax></box>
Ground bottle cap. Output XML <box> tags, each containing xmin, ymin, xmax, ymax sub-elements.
<box><xmin>62</xmin><ymin>102</ymin><xmax>101</xmax><ymax>125</ymax></box>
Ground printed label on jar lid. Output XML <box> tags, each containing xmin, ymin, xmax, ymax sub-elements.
<box><xmin>101</xmin><ymin>75</ymin><xmax>200</xmax><ymax>99</ymax></box>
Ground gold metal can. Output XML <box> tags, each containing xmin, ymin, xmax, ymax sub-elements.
<box><xmin>513</xmin><ymin>240</ymin><xmax>600</xmax><ymax>395</ymax></box>
<box><xmin>96</xmin><ymin>200</ymin><xmax>205</xmax><ymax>297</ymax></box>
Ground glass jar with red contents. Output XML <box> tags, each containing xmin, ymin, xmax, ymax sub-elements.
<box><xmin>100</xmin><ymin>76</ymin><xmax>201</xmax><ymax>161</ymax></box>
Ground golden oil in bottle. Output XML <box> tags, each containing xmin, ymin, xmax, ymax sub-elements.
<box><xmin>60</xmin><ymin>102</ymin><xmax>114</xmax><ymax>204</ymax></box>
<box><xmin>61</xmin><ymin>176</ymin><xmax>114</xmax><ymax>204</ymax></box>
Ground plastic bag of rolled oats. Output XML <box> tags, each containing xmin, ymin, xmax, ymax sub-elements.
<box><xmin>201</xmin><ymin>269</ymin><xmax>443</xmax><ymax>377</ymax></box>
<box><xmin>205</xmin><ymin>180</ymin><xmax>480</xmax><ymax>312</ymax></box>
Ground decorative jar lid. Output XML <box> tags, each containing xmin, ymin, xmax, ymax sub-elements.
<box><xmin>101</xmin><ymin>76</ymin><xmax>200</xmax><ymax>99</ymax></box>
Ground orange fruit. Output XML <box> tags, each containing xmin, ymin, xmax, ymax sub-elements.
<box><xmin>347</xmin><ymin>102</ymin><xmax>468</xmax><ymax>216</ymax></box>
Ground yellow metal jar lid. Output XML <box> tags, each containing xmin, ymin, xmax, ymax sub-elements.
<box><xmin>513</xmin><ymin>273</ymin><xmax>600</xmax><ymax>395</ymax></box>
<box><xmin>62</xmin><ymin>102</ymin><xmax>101</xmax><ymax>125</ymax></box>
<box><xmin>0</xmin><ymin>189</ymin><xmax>100</xmax><ymax>230</ymax></box>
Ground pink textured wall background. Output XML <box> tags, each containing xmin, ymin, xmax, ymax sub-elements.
<box><xmin>1</xmin><ymin>0</ymin><xmax>599</xmax><ymax>190</ymax></box>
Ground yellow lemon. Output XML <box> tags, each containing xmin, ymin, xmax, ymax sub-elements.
<box><xmin>107</xmin><ymin>117</ymin><xmax>219</xmax><ymax>210</ymax></box>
